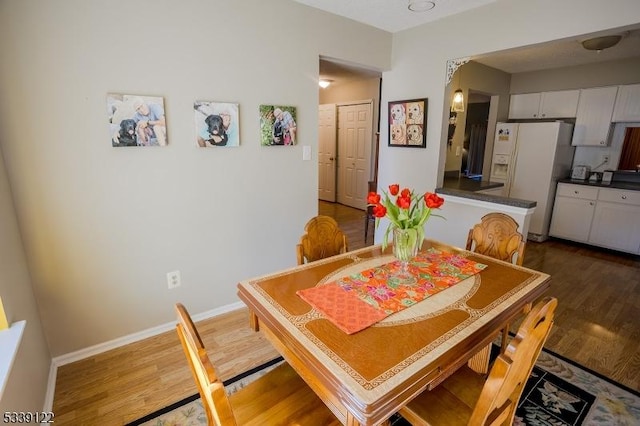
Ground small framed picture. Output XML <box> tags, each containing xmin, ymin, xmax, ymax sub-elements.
<box><xmin>194</xmin><ymin>101</ymin><xmax>239</xmax><ymax>147</ymax></box>
<box><xmin>107</xmin><ymin>94</ymin><xmax>168</xmax><ymax>147</ymax></box>
<box><xmin>259</xmin><ymin>105</ymin><xmax>297</xmax><ymax>146</ymax></box>
<box><xmin>388</xmin><ymin>98</ymin><xmax>427</xmax><ymax>148</ymax></box>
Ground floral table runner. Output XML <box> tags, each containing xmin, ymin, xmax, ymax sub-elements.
<box><xmin>297</xmin><ymin>248</ymin><xmax>487</xmax><ymax>334</ymax></box>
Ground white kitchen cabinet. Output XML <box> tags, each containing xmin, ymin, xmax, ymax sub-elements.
<box><xmin>588</xmin><ymin>188</ymin><xmax>640</xmax><ymax>254</ymax></box>
<box><xmin>509</xmin><ymin>93</ymin><xmax>541</xmax><ymax>119</ymax></box>
<box><xmin>549</xmin><ymin>183</ymin><xmax>597</xmax><ymax>242</ymax></box>
<box><xmin>571</xmin><ymin>86</ymin><xmax>618</xmax><ymax>146</ymax></box>
<box><xmin>508</xmin><ymin>90</ymin><xmax>579</xmax><ymax>120</ymax></box>
<box><xmin>612</xmin><ymin>83</ymin><xmax>640</xmax><ymax>122</ymax></box>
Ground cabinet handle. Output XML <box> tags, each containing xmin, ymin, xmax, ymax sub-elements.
<box><xmin>541</xmin><ymin>114</ymin><xmax>546</xmax><ymax>117</ymax></box>
<box><xmin>600</xmin><ymin>141</ymin><xmax>605</xmax><ymax>145</ymax></box>
<box><xmin>589</xmin><ymin>202</ymin><xmax>594</xmax><ymax>206</ymax></box>
<box><xmin>621</xmin><ymin>195</ymin><xmax>627</xmax><ymax>200</ymax></box>
<box><xmin>574</xmin><ymin>190</ymin><xmax>579</xmax><ymax>194</ymax></box>
<box><xmin>533</xmin><ymin>114</ymin><xmax>537</xmax><ymax>118</ymax></box>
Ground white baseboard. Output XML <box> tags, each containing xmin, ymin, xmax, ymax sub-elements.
<box><xmin>42</xmin><ymin>301</ymin><xmax>245</xmax><ymax>413</ymax></box>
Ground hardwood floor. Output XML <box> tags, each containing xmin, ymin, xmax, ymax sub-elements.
<box><xmin>52</xmin><ymin>201</ymin><xmax>640</xmax><ymax>424</ymax></box>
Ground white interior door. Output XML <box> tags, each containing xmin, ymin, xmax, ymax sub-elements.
<box><xmin>318</xmin><ymin>104</ymin><xmax>337</xmax><ymax>202</ymax></box>
<box><xmin>337</xmin><ymin>102</ymin><xmax>372</xmax><ymax>210</ymax></box>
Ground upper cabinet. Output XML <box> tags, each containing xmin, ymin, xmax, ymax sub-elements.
<box><xmin>571</xmin><ymin>86</ymin><xmax>618</xmax><ymax>146</ymax></box>
<box><xmin>612</xmin><ymin>83</ymin><xmax>640</xmax><ymax>122</ymax></box>
<box><xmin>508</xmin><ymin>90</ymin><xmax>579</xmax><ymax>120</ymax></box>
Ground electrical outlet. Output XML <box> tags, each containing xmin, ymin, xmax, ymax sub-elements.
<box><xmin>602</xmin><ymin>154</ymin><xmax>610</xmax><ymax>164</ymax></box>
<box><xmin>167</xmin><ymin>270</ymin><xmax>181</xmax><ymax>289</ymax></box>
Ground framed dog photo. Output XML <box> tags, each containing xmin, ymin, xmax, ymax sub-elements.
<box><xmin>107</xmin><ymin>94</ymin><xmax>168</xmax><ymax>147</ymax></box>
<box><xmin>259</xmin><ymin>105</ymin><xmax>297</xmax><ymax>146</ymax></box>
<box><xmin>194</xmin><ymin>101</ymin><xmax>239</xmax><ymax>147</ymax></box>
<box><xmin>388</xmin><ymin>98</ymin><xmax>427</xmax><ymax>148</ymax></box>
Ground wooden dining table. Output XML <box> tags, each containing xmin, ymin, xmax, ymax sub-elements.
<box><xmin>237</xmin><ymin>240</ymin><xmax>551</xmax><ymax>426</ymax></box>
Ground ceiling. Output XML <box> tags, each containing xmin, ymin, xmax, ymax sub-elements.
<box><xmin>308</xmin><ymin>0</ymin><xmax>640</xmax><ymax>82</ymax></box>
<box><xmin>294</xmin><ymin>0</ymin><xmax>497</xmax><ymax>33</ymax></box>
<box><xmin>473</xmin><ymin>26</ymin><xmax>640</xmax><ymax>74</ymax></box>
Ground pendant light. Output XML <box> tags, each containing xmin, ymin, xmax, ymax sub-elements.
<box><xmin>451</xmin><ymin>69</ymin><xmax>464</xmax><ymax>113</ymax></box>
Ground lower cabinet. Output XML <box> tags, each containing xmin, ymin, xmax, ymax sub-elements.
<box><xmin>549</xmin><ymin>196</ymin><xmax>595</xmax><ymax>242</ymax></box>
<box><xmin>588</xmin><ymin>195</ymin><xmax>640</xmax><ymax>254</ymax></box>
<box><xmin>550</xmin><ymin>183</ymin><xmax>640</xmax><ymax>254</ymax></box>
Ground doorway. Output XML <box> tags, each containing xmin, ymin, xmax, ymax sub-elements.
<box><xmin>318</xmin><ymin>101</ymin><xmax>373</xmax><ymax>210</ymax></box>
<box><xmin>461</xmin><ymin>95</ymin><xmax>490</xmax><ymax>179</ymax></box>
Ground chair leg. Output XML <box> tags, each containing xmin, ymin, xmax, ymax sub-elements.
<box><xmin>501</xmin><ymin>325</ymin><xmax>509</xmax><ymax>353</ymax></box>
<box><xmin>249</xmin><ymin>310</ymin><xmax>260</xmax><ymax>332</ymax></box>
<box><xmin>364</xmin><ymin>214</ymin><xmax>369</xmax><ymax>241</ymax></box>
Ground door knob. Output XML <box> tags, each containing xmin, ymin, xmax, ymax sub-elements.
<box><xmin>329</xmin><ymin>157</ymin><xmax>334</xmax><ymax>161</ymax></box>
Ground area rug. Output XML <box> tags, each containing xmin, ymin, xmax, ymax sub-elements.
<box><xmin>127</xmin><ymin>348</ymin><xmax>640</xmax><ymax>426</ymax></box>
<box><xmin>125</xmin><ymin>357</ymin><xmax>284</xmax><ymax>426</ymax></box>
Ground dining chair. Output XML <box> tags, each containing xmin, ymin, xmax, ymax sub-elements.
<box><xmin>398</xmin><ymin>296</ymin><xmax>558</xmax><ymax>426</ymax></box>
<box><xmin>296</xmin><ymin>215</ymin><xmax>348</xmax><ymax>265</ymax></box>
<box><xmin>365</xmin><ymin>180</ymin><xmax>377</xmax><ymax>242</ymax></box>
<box><xmin>466</xmin><ymin>212</ymin><xmax>526</xmax><ymax>266</ymax></box>
<box><xmin>175</xmin><ymin>303</ymin><xmax>340</xmax><ymax>426</ymax></box>
<box><xmin>466</xmin><ymin>212</ymin><xmax>527</xmax><ymax>353</ymax></box>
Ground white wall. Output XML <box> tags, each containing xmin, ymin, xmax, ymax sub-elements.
<box><xmin>375</xmin><ymin>0</ymin><xmax>640</xmax><ymax>245</ymax></box>
<box><xmin>0</xmin><ymin>0</ymin><xmax>391</xmax><ymax>357</ymax></box>
<box><xmin>0</xmin><ymin>150</ymin><xmax>51</xmax><ymax>413</ymax></box>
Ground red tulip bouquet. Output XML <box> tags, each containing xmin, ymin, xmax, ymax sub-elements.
<box><xmin>367</xmin><ymin>184</ymin><xmax>445</xmax><ymax>261</ymax></box>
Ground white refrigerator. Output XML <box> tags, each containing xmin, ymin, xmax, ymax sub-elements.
<box><xmin>489</xmin><ymin>121</ymin><xmax>575</xmax><ymax>242</ymax></box>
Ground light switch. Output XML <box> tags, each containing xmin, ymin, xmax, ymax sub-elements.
<box><xmin>303</xmin><ymin>145</ymin><xmax>311</xmax><ymax>161</ymax></box>
<box><xmin>456</xmin><ymin>146</ymin><xmax>461</xmax><ymax>156</ymax></box>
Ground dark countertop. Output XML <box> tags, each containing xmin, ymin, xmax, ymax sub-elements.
<box><xmin>442</xmin><ymin>176</ymin><xmax>504</xmax><ymax>192</ymax></box>
<box><xmin>439</xmin><ymin>176</ymin><xmax>535</xmax><ymax>209</ymax></box>
<box><xmin>435</xmin><ymin>187</ymin><xmax>537</xmax><ymax>209</ymax></box>
<box><xmin>558</xmin><ymin>178</ymin><xmax>640</xmax><ymax>191</ymax></box>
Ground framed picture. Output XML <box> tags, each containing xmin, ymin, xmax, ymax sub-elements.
<box><xmin>194</xmin><ymin>101</ymin><xmax>239</xmax><ymax>147</ymax></box>
<box><xmin>107</xmin><ymin>94</ymin><xmax>168</xmax><ymax>147</ymax></box>
<box><xmin>259</xmin><ymin>105</ymin><xmax>297</xmax><ymax>146</ymax></box>
<box><xmin>388</xmin><ymin>98</ymin><xmax>427</xmax><ymax>148</ymax></box>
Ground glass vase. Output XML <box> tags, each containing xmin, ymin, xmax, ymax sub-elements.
<box><xmin>393</xmin><ymin>228</ymin><xmax>419</xmax><ymax>277</ymax></box>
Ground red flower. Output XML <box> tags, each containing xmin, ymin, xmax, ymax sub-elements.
<box><xmin>389</xmin><ymin>184</ymin><xmax>400</xmax><ymax>196</ymax></box>
<box><xmin>367</xmin><ymin>192</ymin><xmax>380</xmax><ymax>205</ymax></box>
<box><xmin>424</xmin><ymin>192</ymin><xmax>444</xmax><ymax>209</ymax></box>
<box><xmin>396</xmin><ymin>195</ymin><xmax>411</xmax><ymax>209</ymax></box>
<box><xmin>373</xmin><ymin>204</ymin><xmax>387</xmax><ymax>218</ymax></box>
<box><xmin>400</xmin><ymin>188</ymin><xmax>411</xmax><ymax>199</ymax></box>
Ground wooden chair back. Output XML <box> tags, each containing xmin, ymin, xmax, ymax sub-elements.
<box><xmin>175</xmin><ymin>303</ymin><xmax>237</xmax><ymax>426</ymax></box>
<box><xmin>466</xmin><ymin>212</ymin><xmax>526</xmax><ymax>266</ymax></box>
<box><xmin>470</xmin><ymin>297</ymin><xmax>558</xmax><ymax>425</ymax></box>
<box><xmin>297</xmin><ymin>215</ymin><xmax>348</xmax><ymax>265</ymax></box>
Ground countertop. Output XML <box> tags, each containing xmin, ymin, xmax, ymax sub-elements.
<box><xmin>558</xmin><ymin>178</ymin><xmax>640</xmax><ymax>191</ymax></box>
<box><xmin>438</xmin><ymin>176</ymin><xmax>536</xmax><ymax>209</ymax></box>
<box><xmin>435</xmin><ymin>187</ymin><xmax>537</xmax><ymax>209</ymax></box>
<box><xmin>442</xmin><ymin>176</ymin><xmax>504</xmax><ymax>192</ymax></box>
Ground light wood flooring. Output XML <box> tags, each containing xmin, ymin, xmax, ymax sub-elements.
<box><xmin>52</xmin><ymin>201</ymin><xmax>640</xmax><ymax>425</ymax></box>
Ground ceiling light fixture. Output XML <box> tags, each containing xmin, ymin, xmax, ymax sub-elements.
<box><xmin>408</xmin><ymin>0</ymin><xmax>435</xmax><ymax>12</ymax></box>
<box><xmin>581</xmin><ymin>35</ymin><xmax>623</xmax><ymax>52</ymax></box>
<box><xmin>319</xmin><ymin>79</ymin><xmax>332</xmax><ymax>89</ymax></box>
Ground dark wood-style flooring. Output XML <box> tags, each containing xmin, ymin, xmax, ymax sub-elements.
<box><xmin>52</xmin><ymin>201</ymin><xmax>640</xmax><ymax>425</ymax></box>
